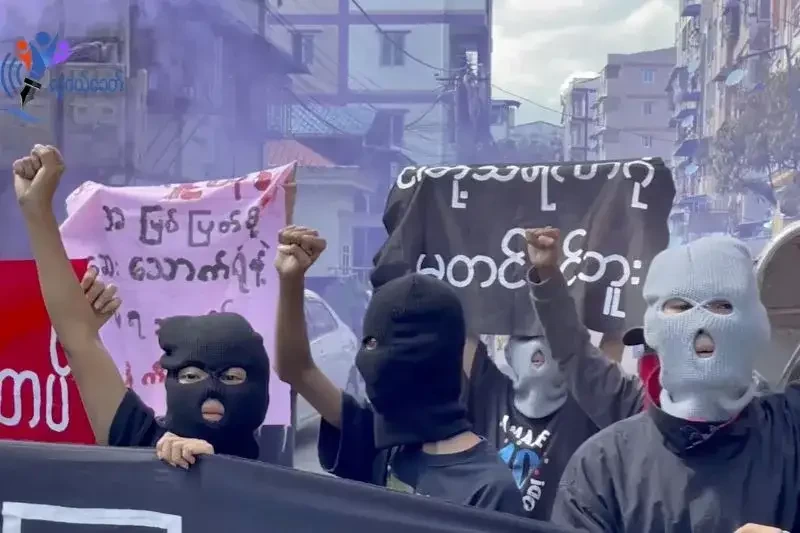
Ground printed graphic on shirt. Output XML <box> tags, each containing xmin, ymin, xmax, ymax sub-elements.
<box><xmin>386</xmin><ymin>471</ymin><xmax>415</xmax><ymax>494</ymax></box>
<box><xmin>497</xmin><ymin>414</ymin><xmax>550</xmax><ymax>513</ymax></box>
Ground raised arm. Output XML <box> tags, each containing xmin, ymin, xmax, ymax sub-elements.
<box><xmin>273</xmin><ymin>226</ymin><xmax>343</xmax><ymax>428</ymax></box>
<box><xmin>14</xmin><ymin>145</ymin><xmax>126</xmax><ymax>444</ymax></box>
<box><xmin>524</xmin><ymin>227</ymin><xmax>644</xmax><ymax>427</ymax></box>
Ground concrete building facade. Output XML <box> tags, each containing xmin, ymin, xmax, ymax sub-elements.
<box><xmin>560</xmin><ymin>76</ymin><xmax>600</xmax><ymax>162</ymax></box>
<box><xmin>593</xmin><ymin>47</ymin><xmax>677</xmax><ymax>161</ymax></box>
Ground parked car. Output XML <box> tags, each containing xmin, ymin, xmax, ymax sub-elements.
<box><xmin>296</xmin><ymin>290</ymin><xmax>363</xmax><ymax>429</ymax></box>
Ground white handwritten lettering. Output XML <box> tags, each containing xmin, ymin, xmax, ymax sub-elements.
<box><xmin>0</xmin><ymin>328</ymin><xmax>70</xmax><ymax>432</ymax></box>
<box><xmin>395</xmin><ymin>161</ymin><xmax>656</xmax><ymax>211</ymax></box>
<box><xmin>416</xmin><ymin>228</ymin><xmax>526</xmax><ymax>289</ymax></box>
<box><xmin>559</xmin><ymin>229</ymin><xmax>644</xmax><ymax>318</ymax></box>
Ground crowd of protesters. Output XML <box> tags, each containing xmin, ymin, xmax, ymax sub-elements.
<box><xmin>9</xmin><ymin>144</ymin><xmax>799</xmax><ymax>532</ymax></box>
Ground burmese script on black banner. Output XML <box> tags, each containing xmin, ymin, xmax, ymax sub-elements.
<box><xmin>374</xmin><ymin>158</ymin><xmax>675</xmax><ymax>335</ymax></box>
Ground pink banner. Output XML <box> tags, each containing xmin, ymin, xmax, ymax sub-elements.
<box><xmin>60</xmin><ymin>164</ymin><xmax>295</xmax><ymax>425</ymax></box>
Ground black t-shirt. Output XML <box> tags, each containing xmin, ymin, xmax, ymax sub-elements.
<box><xmin>108</xmin><ymin>389</ymin><xmax>167</xmax><ymax>447</ymax></box>
<box><xmin>467</xmin><ymin>344</ymin><xmax>600</xmax><ymax>520</ymax></box>
<box><xmin>317</xmin><ymin>392</ymin><xmax>525</xmax><ymax>517</ymax></box>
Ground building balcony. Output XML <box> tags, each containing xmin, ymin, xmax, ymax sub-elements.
<box><xmin>674</xmin><ymin>135</ymin><xmax>707</xmax><ymax>158</ymax></box>
<box><xmin>670</xmin><ymin>106</ymin><xmax>697</xmax><ymax>129</ymax></box>
<box><xmin>678</xmin><ymin>89</ymin><xmax>701</xmax><ymax>103</ymax></box>
<box><xmin>681</xmin><ymin>0</ymin><xmax>701</xmax><ymax>17</ymax></box>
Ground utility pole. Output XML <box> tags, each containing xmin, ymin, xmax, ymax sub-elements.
<box><xmin>124</xmin><ymin>0</ymin><xmax>136</xmax><ymax>184</ymax></box>
<box><xmin>54</xmin><ymin>0</ymin><xmax>66</xmax><ymax>153</ymax></box>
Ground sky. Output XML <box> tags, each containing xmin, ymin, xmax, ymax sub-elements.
<box><xmin>491</xmin><ymin>0</ymin><xmax>678</xmax><ymax>125</ymax></box>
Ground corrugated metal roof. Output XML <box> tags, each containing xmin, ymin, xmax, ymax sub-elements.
<box><xmin>266</xmin><ymin>140</ymin><xmax>335</xmax><ymax>167</ymax></box>
<box><xmin>290</xmin><ymin>102</ymin><xmax>376</xmax><ymax>136</ymax></box>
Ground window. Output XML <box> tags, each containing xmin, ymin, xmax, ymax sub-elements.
<box><xmin>305</xmin><ymin>300</ymin><xmax>338</xmax><ymax>341</ymax></box>
<box><xmin>388</xmin><ymin>113</ymin><xmax>404</xmax><ymax>145</ymax></box>
<box><xmin>643</xmin><ymin>101</ymin><xmax>654</xmax><ymax>115</ymax></box>
<box><xmin>605</xmin><ymin>65</ymin><xmax>620</xmax><ymax>79</ymax></box>
<box><xmin>642</xmin><ymin>135</ymin><xmax>653</xmax><ymax>147</ymax></box>
<box><xmin>757</xmin><ymin>0</ymin><xmax>770</xmax><ymax>20</ymax></box>
<box><xmin>380</xmin><ymin>31</ymin><xmax>407</xmax><ymax>66</ymax></box>
<box><xmin>572</xmin><ymin>94</ymin><xmax>585</xmax><ymax>117</ymax></box>
<box><xmin>642</xmin><ymin>68</ymin><xmax>656</xmax><ymax>84</ymax></box>
<box><xmin>571</xmin><ymin>123</ymin><xmax>584</xmax><ymax>145</ymax></box>
<box><xmin>291</xmin><ymin>32</ymin><xmax>315</xmax><ymax>66</ymax></box>
<box><xmin>341</xmin><ymin>245</ymin><xmax>351</xmax><ymax>272</ymax></box>
<box><xmin>490</xmin><ymin>107</ymin><xmax>505</xmax><ymax>125</ymax></box>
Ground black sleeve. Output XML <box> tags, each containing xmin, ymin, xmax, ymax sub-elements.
<box><xmin>550</xmin><ymin>444</ymin><xmax>616</xmax><ymax>532</ymax></box>
<box><xmin>470</xmin><ymin>478</ymin><xmax>526</xmax><ymax>517</ymax></box>
<box><xmin>317</xmin><ymin>392</ymin><xmax>379</xmax><ymax>484</ymax></box>
<box><xmin>466</xmin><ymin>342</ymin><xmax>511</xmax><ymax>421</ymax></box>
<box><xmin>108</xmin><ymin>389</ymin><xmax>166</xmax><ymax>447</ymax></box>
<box><xmin>529</xmin><ymin>270</ymin><xmax>645</xmax><ymax>427</ymax></box>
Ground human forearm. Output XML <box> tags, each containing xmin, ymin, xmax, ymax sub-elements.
<box><xmin>529</xmin><ymin>267</ymin><xmax>644</xmax><ymax>426</ymax></box>
<box><xmin>275</xmin><ymin>275</ymin><xmax>343</xmax><ymax>427</ymax></box>
<box><xmin>23</xmin><ymin>206</ymin><xmax>126</xmax><ymax>443</ymax></box>
<box><xmin>24</xmin><ymin>208</ymin><xmax>100</xmax><ymax>347</ymax></box>
<box><xmin>275</xmin><ymin>276</ymin><xmax>314</xmax><ymax>378</ymax></box>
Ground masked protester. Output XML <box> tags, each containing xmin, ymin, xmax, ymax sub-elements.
<box><xmin>526</xmin><ymin>228</ymin><xmax>800</xmax><ymax>532</ymax></box>
<box><xmin>13</xmin><ymin>145</ymin><xmax>270</xmax><ymax>462</ymax></box>
<box><xmin>465</xmin><ymin>329</ymin><xmax>603</xmax><ymax>520</ymax></box>
<box><xmin>273</xmin><ymin>226</ymin><xmax>526</xmax><ymax>517</ymax></box>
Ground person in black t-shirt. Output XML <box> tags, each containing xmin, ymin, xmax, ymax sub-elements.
<box><xmin>16</xmin><ymin>145</ymin><xmax>270</xmax><ymax>463</ymax></box>
<box><xmin>466</xmin><ymin>334</ymin><xmax>601</xmax><ymax>520</ymax></box>
<box><xmin>273</xmin><ymin>225</ymin><xmax>525</xmax><ymax>517</ymax></box>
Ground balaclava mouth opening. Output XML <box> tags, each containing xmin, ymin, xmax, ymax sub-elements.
<box><xmin>158</xmin><ymin>312</ymin><xmax>270</xmax><ymax>459</ymax></box>
<box><xmin>643</xmin><ymin>235</ymin><xmax>770</xmax><ymax>422</ymax></box>
<box><xmin>504</xmin><ymin>335</ymin><xmax>567</xmax><ymax>419</ymax></box>
<box><xmin>355</xmin><ymin>272</ymin><xmax>471</xmax><ymax>449</ymax></box>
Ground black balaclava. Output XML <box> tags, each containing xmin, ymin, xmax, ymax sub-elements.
<box><xmin>157</xmin><ymin>312</ymin><xmax>269</xmax><ymax>459</ymax></box>
<box><xmin>355</xmin><ymin>272</ymin><xmax>471</xmax><ymax>449</ymax></box>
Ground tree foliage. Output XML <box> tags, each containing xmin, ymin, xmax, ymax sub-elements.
<box><xmin>707</xmin><ymin>65</ymin><xmax>800</xmax><ymax>199</ymax></box>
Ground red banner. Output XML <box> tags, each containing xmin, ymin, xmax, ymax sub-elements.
<box><xmin>0</xmin><ymin>260</ymin><xmax>95</xmax><ymax>444</ymax></box>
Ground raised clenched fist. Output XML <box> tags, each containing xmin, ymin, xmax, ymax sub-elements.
<box><xmin>524</xmin><ymin>227</ymin><xmax>561</xmax><ymax>270</ymax></box>
<box><xmin>13</xmin><ymin>144</ymin><xmax>65</xmax><ymax>212</ymax></box>
<box><xmin>274</xmin><ymin>225</ymin><xmax>327</xmax><ymax>280</ymax></box>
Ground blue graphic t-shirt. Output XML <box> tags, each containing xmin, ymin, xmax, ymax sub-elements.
<box><xmin>467</xmin><ymin>343</ymin><xmax>600</xmax><ymax>520</ymax></box>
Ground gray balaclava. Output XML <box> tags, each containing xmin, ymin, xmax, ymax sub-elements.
<box><xmin>643</xmin><ymin>235</ymin><xmax>770</xmax><ymax>422</ymax></box>
<box><xmin>504</xmin><ymin>335</ymin><xmax>567</xmax><ymax>419</ymax></box>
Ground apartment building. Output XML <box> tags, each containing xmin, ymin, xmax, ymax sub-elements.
<box><xmin>560</xmin><ymin>76</ymin><xmax>599</xmax><ymax>161</ymax></box>
<box><xmin>667</xmin><ymin>0</ymin><xmax>707</xmax><ymax>199</ymax></box>
<box><xmin>593</xmin><ymin>48</ymin><xmax>676</xmax><ymax>161</ymax></box>
<box><xmin>773</xmin><ymin>0</ymin><xmax>800</xmax><ymax>59</ymax></box>
<box><xmin>264</xmin><ymin>0</ymin><xmax>492</xmax><ymax>276</ymax></box>
<box><xmin>265</xmin><ymin>0</ymin><xmax>492</xmax><ymax>165</ymax></box>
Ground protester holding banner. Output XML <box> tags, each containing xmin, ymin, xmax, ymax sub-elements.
<box><xmin>272</xmin><ymin>225</ymin><xmax>526</xmax><ymax>516</ymax></box>
<box><xmin>526</xmin><ymin>228</ymin><xmax>800</xmax><ymax>531</ymax></box>
<box><xmin>13</xmin><ymin>145</ymin><xmax>271</xmax><ymax>461</ymax></box>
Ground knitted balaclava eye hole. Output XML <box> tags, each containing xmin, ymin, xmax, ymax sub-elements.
<box><xmin>643</xmin><ymin>236</ymin><xmax>770</xmax><ymax>422</ymax></box>
<box><xmin>158</xmin><ymin>312</ymin><xmax>270</xmax><ymax>458</ymax></box>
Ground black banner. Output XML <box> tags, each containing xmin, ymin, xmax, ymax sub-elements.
<box><xmin>0</xmin><ymin>440</ymin><xmax>573</xmax><ymax>533</ymax></box>
<box><xmin>374</xmin><ymin>158</ymin><xmax>675</xmax><ymax>335</ymax></box>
